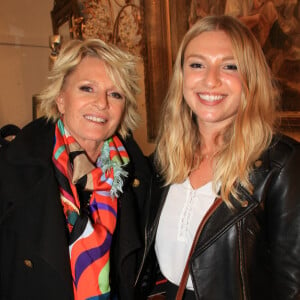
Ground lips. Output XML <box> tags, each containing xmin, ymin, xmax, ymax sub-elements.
<box><xmin>84</xmin><ymin>115</ymin><xmax>107</xmax><ymax>123</ymax></box>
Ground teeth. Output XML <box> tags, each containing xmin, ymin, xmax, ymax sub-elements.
<box><xmin>85</xmin><ymin>115</ymin><xmax>106</xmax><ymax>123</ymax></box>
<box><xmin>199</xmin><ymin>94</ymin><xmax>224</xmax><ymax>101</ymax></box>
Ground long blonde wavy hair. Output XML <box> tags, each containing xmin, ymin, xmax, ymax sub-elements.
<box><xmin>155</xmin><ymin>15</ymin><xmax>280</xmax><ymax>207</ymax></box>
<box><xmin>37</xmin><ymin>38</ymin><xmax>140</xmax><ymax>138</ymax></box>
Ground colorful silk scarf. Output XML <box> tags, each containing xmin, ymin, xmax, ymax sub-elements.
<box><xmin>52</xmin><ymin>118</ymin><xmax>129</xmax><ymax>300</ymax></box>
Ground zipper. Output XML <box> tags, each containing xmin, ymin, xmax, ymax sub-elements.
<box><xmin>134</xmin><ymin>175</ymin><xmax>154</xmax><ymax>286</ymax></box>
<box><xmin>237</xmin><ymin>220</ymin><xmax>248</xmax><ymax>300</ymax></box>
<box><xmin>134</xmin><ymin>225</ymin><xmax>149</xmax><ymax>286</ymax></box>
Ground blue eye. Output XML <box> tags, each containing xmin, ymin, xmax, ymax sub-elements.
<box><xmin>190</xmin><ymin>63</ymin><xmax>203</xmax><ymax>68</ymax></box>
<box><xmin>79</xmin><ymin>85</ymin><xmax>93</xmax><ymax>92</ymax></box>
<box><xmin>109</xmin><ymin>92</ymin><xmax>124</xmax><ymax>100</ymax></box>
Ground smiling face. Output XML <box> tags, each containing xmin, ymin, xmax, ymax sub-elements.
<box><xmin>183</xmin><ymin>30</ymin><xmax>242</xmax><ymax>132</ymax></box>
<box><xmin>56</xmin><ymin>56</ymin><xmax>125</xmax><ymax>160</ymax></box>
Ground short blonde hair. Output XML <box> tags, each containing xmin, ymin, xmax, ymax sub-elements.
<box><xmin>155</xmin><ymin>15</ymin><xmax>280</xmax><ymax>207</ymax></box>
<box><xmin>37</xmin><ymin>38</ymin><xmax>141</xmax><ymax>138</ymax></box>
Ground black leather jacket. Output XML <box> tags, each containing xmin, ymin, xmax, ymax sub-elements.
<box><xmin>138</xmin><ymin>134</ymin><xmax>300</xmax><ymax>300</ymax></box>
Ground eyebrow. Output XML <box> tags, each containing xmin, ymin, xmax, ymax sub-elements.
<box><xmin>185</xmin><ymin>54</ymin><xmax>236</xmax><ymax>62</ymax></box>
<box><xmin>78</xmin><ymin>79</ymin><xmax>98</xmax><ymax>84</ymax></box>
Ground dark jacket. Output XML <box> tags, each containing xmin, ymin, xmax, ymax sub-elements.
<box><xmin>140</xmin><ymin>134</ymin><xmax>300</xmax><ymax>300</ymax></box>
<box><xmin>0</xmin><ymin>117</ymin><xmax>152</xmax><ymax>300</ymax></box>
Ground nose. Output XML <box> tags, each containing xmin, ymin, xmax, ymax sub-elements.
<box><xmin>96</xmin><ymin>92</ymin><xmax>108</xmax><ymax>110</ymax></box>
<box><xmin>204</xmin><ymin>66</ymin><xmax>221</xmax><ymax>88</ymax></box>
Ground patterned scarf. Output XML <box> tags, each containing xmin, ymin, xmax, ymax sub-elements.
<box><xmin>52</xmin><ymin>119</ymin><xmax>129</xmax><ymax>300</ymax></box>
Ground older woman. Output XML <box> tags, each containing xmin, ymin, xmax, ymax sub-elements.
<box><xmin>140</xmin><ymin>15</ymin><xmax>300</xmax><ymax>299</ymax></box>
<box><xmin>0</xmin><ymin>39</ymin><xmax>151</xmax><ymax>300</ymax></box>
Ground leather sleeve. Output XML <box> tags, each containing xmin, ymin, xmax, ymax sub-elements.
<box><xmin>267</xmin><ymin>138</ymin><xmax>300</xmax><ymax>299</ymax></box>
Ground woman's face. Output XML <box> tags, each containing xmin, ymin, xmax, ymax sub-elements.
<box><xmin>183</xmin><ymin>30</ymin><xmax>242</xmax><ymax>132</ymax></box>
<box><xmin>56</xmin><ymin>56</ymin><xmax>125</xmax><ymax>156</ymax></box>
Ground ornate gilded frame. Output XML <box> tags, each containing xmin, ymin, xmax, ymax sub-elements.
<box><xmin>144</xmin><ymin>0</ymin><xmax>300</xmax><ymax>140</ymax></box>
<box><xmin>51</xmin><ymin>0</ymin><xmax>80</xmax><ymax>39</ymax></box>
<box><xmin>143</xmin><ymin>0</ymin><xmax>191</xmax><ymax>141</ymax></box>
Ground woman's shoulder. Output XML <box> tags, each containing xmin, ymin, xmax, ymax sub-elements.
<box><xmin>120</xmin><ymin>133</ymin><xmax>154</xmax><ymax>180</ymax></box>
<box><xmin>0</xmin><ymin>117</ymin><xmax>55</xmax><ymax>162</ymax></box>
<box><xmin>270</xmin><ymin>133</ymin><xmax>299</xmax><ymax>151</ymax></box>
<box><xmin>22</xmin><ymin>117</ymin><xmax>54</xmax><ymax>133</ymax></box>
<box><xmin>267</xmin><ymin>133</ymin><xmax>300</xmax><ymax>167</ymax></box>
<box><xmin>120</xmin><ymin>133</ymin><xmax>149</xmax><ymax>166</ymax></box>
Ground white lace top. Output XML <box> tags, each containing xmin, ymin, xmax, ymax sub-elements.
<box><xmin>155</xmin><ymin>179</ymin><xmax>216</xmax><ymax>290</ymax></box>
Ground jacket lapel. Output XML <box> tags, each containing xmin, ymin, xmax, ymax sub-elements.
<box><xmin>192</xmin><ymin>149</ymin><xmax>272</xmax><ymax>256</ymax></box>
<box><xmin>192</xmin><ymin>182</ymin><xmax>268</xmax><ymax>258</ymax></box>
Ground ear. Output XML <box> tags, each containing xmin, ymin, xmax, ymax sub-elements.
<box><xmin>56</xmin><ymin>94</ymin><xmax>65</xmax><ymax>114</ymax></box>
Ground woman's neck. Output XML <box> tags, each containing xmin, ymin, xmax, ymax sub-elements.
<box><xmin>82</xmin><ymin>141</ymin><xmax>103</xmax><ymax>164</ymax></box>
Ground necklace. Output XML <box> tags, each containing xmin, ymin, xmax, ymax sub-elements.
<box><xmin>203</xmin><ymin>153</ymin><xmax>213</xmax><ymax>160</ymax></box>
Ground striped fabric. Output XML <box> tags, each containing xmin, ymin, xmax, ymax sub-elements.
<box><xmin>52</xmin><ymin>119</ymin><xmax>129</xmax><ymax>299</ymax></box>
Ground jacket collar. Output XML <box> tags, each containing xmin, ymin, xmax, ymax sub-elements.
<box><xmin>192</xmin><ymin>191</ymin><xmax>259</xmax><ymax>257</ymax></box>
<box><xmin>193</xmin><ymin>152</ymin><xmax>272</xmax><ymax>256</ymax></box>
